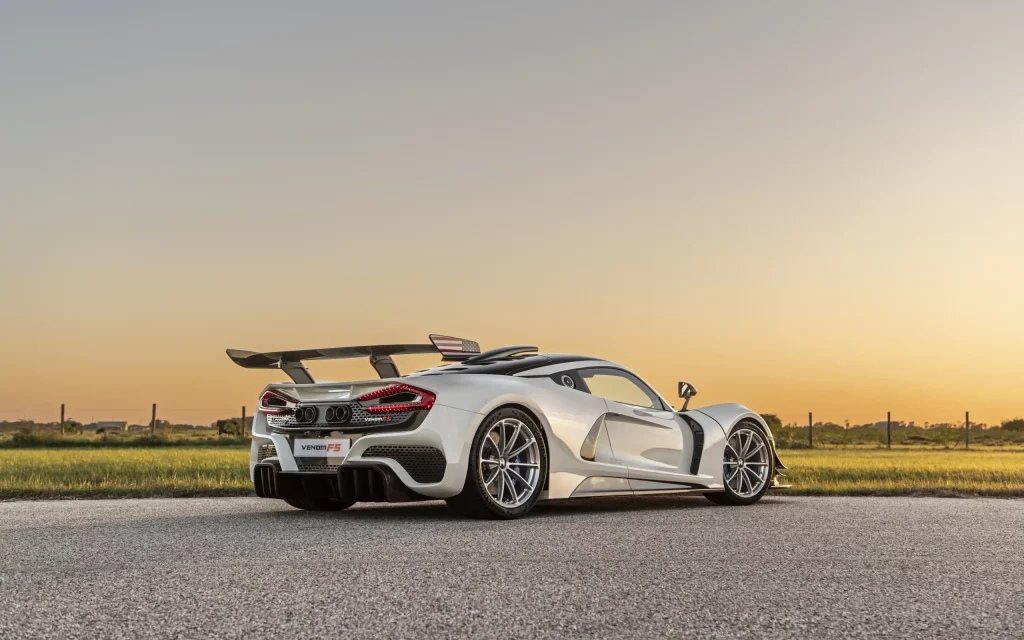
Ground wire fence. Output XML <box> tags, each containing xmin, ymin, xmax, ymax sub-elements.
<box><xmin>0</xmin><ymin>404</ymin><xmax>253</xmax><ymax>438</ymax></box>
<box><xmin>773</xmin><ymin>412</ymin><xmax>1024</xmax><ymax>449</ymax></box>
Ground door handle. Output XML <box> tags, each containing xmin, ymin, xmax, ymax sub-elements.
<box><xmin>633</xmin><ymin>409</ymin><xmax>652</xmax><ymax>418</ymax></box>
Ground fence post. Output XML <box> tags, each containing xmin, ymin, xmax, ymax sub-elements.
<box><xmin>887</xmin><ymin>411</ymin><xmax>891</xmax><ymax>449</ymax></box>
<box><xmin>965</xmin><ymin>411</ymin><xmax>970</xmax><ymax>450</ymax></box>
<box><xmin>808</xmin><ymin>412</ymin><xmax>813</xmax><ymax>448</ymax></box>
<box><xmin>150</xmin><ymin>403</ymin><xmax>156</xmax><ymax>434</ymax></box>
<box><xmin>241</xmin><ymin>406</ymin><xmax>246</xmax><ymax>437</ymax></box>
<box><xmin>60</xmin><ymin>403</ymin><xmax>65</xmax><ymax>438</ymax></box>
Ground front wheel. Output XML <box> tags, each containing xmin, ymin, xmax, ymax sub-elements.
<box><xmin>446</xmin><ymin>407</ymin><xmax>548</xmax><ymax>520</ymax></box>
<box><xmin>705</xmin><ymin>423</ymin><xmax>774</xmax><ymax>506</ymax></box>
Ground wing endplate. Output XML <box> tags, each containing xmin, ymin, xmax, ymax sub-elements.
<box><xmin>428</xmin><ymin>334</ymin><xmax>481</xmax><ymax>361</ymax></box>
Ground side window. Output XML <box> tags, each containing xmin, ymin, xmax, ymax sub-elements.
<box><xmin>578</xmin><ymin>368</ymin><xmax>664</xmax><ymax>410</ymax></box>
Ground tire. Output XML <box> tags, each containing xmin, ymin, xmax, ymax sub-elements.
<box><xmin>446</xmin><ymin>407</ymin><xmax>548</xmax><ymax>520</ymax></box>
<box><xmin>705</xmin><ymin>421</ymin><xmax>774</xmax><ymax>506</ymax></box>
<box><xmin>283</xmin><ymin>496</ymin><xmax>354</xmax><ymax>511</ymax></box>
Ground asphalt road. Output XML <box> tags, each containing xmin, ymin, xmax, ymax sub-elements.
<box><xmin>1</xmin><ymin>496</ymin><xmax>1022</xmax><ymax>639</ymax></box>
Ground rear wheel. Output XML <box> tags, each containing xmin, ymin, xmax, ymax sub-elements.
<box><xmin>283</xmin><ymin>496</ymin><xmax>354</xmax><ymax>511</ymax></box>
<box><xmin>705</xmin><ymin>423</ymin><xmax>773</xmax><ymax>506</ymax></box>
<box><xmin>446</xmin><ymin>407</ymin><xmax>548</xmax><ymax>520</ymax></box>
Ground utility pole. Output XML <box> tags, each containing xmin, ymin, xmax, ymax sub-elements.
<box><xmin>150</xmin><ymin>403</ymin><xmax>157</xmax><ymax>435</ymax></box>
<box><xmin>965</xmin><ymin>411</ymin><xmax>970</xmax><ymax>450</ymax></box>
<box><xmin>241</xmin><ymin>406</ymin><xmax>246</xmax><ymax>437</ymax></box>
<box><xmin>886</xmin><ymin>411</ymin><xmax>891</xmax><ymax>449</ymax></box>
<box><xmin>808</xmin><ymin>412</ymin><xmax>813</xmax><ymax>448</ymax></box>
<box><xmin>60</xmin><ymin>404</ymin><xmax>65</xmax><ymax>438</ymax></box>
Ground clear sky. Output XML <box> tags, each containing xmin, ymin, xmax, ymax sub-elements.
<box><xmin>2</xmin><ymin>2</ymin><xmax>1023</xmax><ymax>427</ymax></box>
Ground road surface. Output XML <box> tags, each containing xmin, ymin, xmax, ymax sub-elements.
<box><xmin>1</xmin><ymin>496</ymin><xmax>1022</xmax><ymax>639</ymax></box>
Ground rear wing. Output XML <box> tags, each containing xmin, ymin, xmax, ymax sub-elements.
<box><xmin>226</xmin><ymin>334</ymin><xmax>480</xmax><ymax>383</ymax></box>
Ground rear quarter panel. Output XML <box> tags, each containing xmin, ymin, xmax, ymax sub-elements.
<box><xmin>411</xmin><ymin>374</ymin><xmax>619</xmax><ymax>498</ymax></box>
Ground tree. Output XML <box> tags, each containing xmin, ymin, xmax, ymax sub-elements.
<box><xmin>760</xmin><ymin>414</ymin><xmax>783</xmax><ymax>431</ymax></box>
<box><xmin>215</xmin><ymin>418</ymin><xmax>243</xmax><ymax>436</ymax></box>
<box><xmin>1001</xmin><ymin>418</ymin><xmax>1024</xmax><ymax>432</ymax></box>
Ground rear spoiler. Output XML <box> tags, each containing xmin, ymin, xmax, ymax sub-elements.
<box><xmin>226</xmin><ymin>334</ymin><xmax>480</xmax><ymax>383</ymax></box>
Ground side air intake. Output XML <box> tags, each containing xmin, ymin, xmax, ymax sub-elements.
<box><xmin>685</xmin><ymin>417</ymin><xmax>705</xmax><ymax>475</ymax></box>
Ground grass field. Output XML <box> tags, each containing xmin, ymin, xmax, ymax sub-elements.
<box><xmin>778</xmin><ymin>449</ymin><xmax>1024</xmax><ymax>497</ymax></box>
<box><xmin>0</xmin><ymin>446</ymin><xmax>251</xmax><ymax>499</ymax></box>
<box><xmin>1</xmin><ymin>446</ymin><xmax>1022</xmax><ymax>500</ymax></box>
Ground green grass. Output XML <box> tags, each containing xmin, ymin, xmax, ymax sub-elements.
<box><xmin>0</xmin><ymin>446</ymin><xmax>251</xmax><ymax>499</ymax></box>
<box><xmin>777</xmin><ymin>448</ymin><xmax>1024</xmax><ymax>497</ymax></box>
<box><xmin>1</xmin><ymin>446</ymin><xmax>1021</xmax><ymax>500</ymax></box>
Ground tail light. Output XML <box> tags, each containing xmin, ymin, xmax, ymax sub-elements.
<box><xmin>260</xmin><ymin>389</ymin><xmax>298</xmax><ymax>415</ymax></box>
<box><xmin>357</xmin><ymin>383</ymin><xmax>436</xmax><ymax>413</ymax></box>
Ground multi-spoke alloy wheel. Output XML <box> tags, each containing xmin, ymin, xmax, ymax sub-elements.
<box><xmin>724</xmin><ymin>427</ymin><xmax>770</xmax><ymax>497</ymax></box>
<box><xmin>706</xmin><ymin>423</ymin><xmax>774</xmax><ymax>506</ymax></box>
<box><xmin>478</xmin><ymin>418</ymin><xmax>541</xmax><ymax>508</ymax></box>
<box><xmin>446</xmin><ymin>407</ymin><xmax>548</xmax><ymax>519</ymax></box>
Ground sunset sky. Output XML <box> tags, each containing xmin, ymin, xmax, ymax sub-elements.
<box><xmin>2</xmin><ymin>2</ymin><xmax>1023</xmax><ymax>427</ymax></box>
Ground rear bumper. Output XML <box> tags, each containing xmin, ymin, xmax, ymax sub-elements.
<box><xmin>249</xmin><ymin>403</ymin><xmax>482</xmax><ymax>499</ymax></box>
<box><xmin>253</xmin><ymin>461</ymin><xmax>430</xmax><ymax>503</ymax></box>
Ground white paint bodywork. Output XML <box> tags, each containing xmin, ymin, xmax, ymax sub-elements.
<box><xmin>249</xmin><ymin>359</ymin><xmax>775</xmax><ymax>501</ymax></box>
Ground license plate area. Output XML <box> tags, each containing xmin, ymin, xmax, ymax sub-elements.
<box><xmin>292</xmin><ymin>438</ymin><xmax>351</xmax><ymax>458</ymax></box>
<box><xmin>292</xmin><ymin>437</ymin><xmax>349</xmax><ymax>473</ymax></box>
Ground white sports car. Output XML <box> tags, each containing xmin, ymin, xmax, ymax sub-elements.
<box><xmin>229</xmin><ymin>335</ymin><xmax>787</xmax><ymax>519</ymax></box>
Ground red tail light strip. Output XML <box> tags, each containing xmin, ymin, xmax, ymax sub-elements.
<box><xmin>259</xmin><ymin>389</ymin><xmax>299</xmax><ymax>415</ymax></box>
<box><xmin>357</xmin><ymin>383</ymin><xmax>436</xmax><ymax>413</ymax></box>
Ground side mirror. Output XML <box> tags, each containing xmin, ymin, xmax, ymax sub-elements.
<box><xmin>677</xmin><ymin>381</ymin><xmax>698</xmax><ymax>411</ymax></box>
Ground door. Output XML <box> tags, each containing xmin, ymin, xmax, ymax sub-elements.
<box><xmin>577</xmin><ymin>368</ymin><xmax>686</xmax><ymax>477</ymax></box>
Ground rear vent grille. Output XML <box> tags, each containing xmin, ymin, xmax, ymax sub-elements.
<box><xmin>257</xmin><ymin>444</ymin><xmax>277</xmax><ymax>462</ymax></box>
<box><xmin>266</xmin><ymin>403</ymin><xmax>413</xmax><ymax>429</ymax></box>
<box><xmin>361</xmin><ymin>445</ymin><xmax>446</xmax><ymax>483</ymax></box>
<box><xmin>295</xmin><ymin>459</ymin><xmax>342</xmax><ymax>473</ymax></box>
